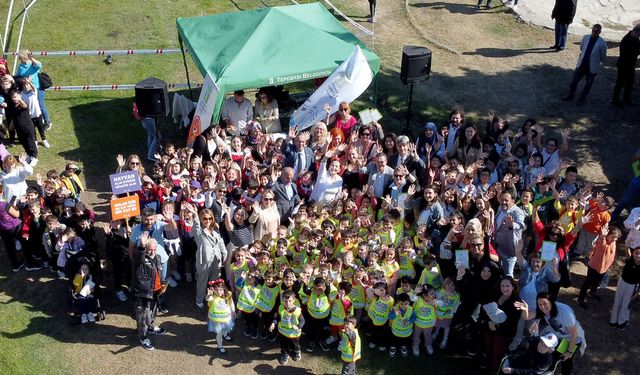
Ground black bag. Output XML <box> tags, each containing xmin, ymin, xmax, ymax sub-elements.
<box><xmin>38</xmin><ymin>72</ymin><xmax>53</xmax><ymax>89</ymax></box>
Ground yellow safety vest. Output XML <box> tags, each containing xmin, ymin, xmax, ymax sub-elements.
<box><xmin>329</xmin><ymin>297</ymin><xmax>353</xmax><ymax>326</ymax></box>
<box><xmin>349</xmin><ymin>283</ymin><xmax>366</xmax><ymax>309</ymax></box>
<box><xmin>278</xmin><ymin>305</ymin><xmax>302</xmax><ymax>338</ymax></box>
<box><xmin>230</xmin><ymin>260</ymin><xmax>249</xmax><ymax>283</ymax></box>
<box><xmin>390</xmin><ymin>306</ymin><xmax>414</xmax><ymax>338</ymax></box>
<box><xmin>398</xmin><ymin>252</ymin><xmax>416</xmax><ymax>278</ymax></box>
<box><xmin>208</xmin><ymin>295</ymin><xmax>232</xmax><ymax>323</ymax></box>
<box><xmin>255</xmin><ymin>284</ymin><xmax>279</xmax><ymax>312</ymax></box>
<box><xmin>339</xmin><ymin>330</ymin><xmax>362</xmax><ymax>363</ymax></box>
<box><xmin>307</xmin><ymin>292</ymin><xmax>331</xmax><ymax>319</ymax></box>
<box><xmin>381</xmin><ymin>260</ymin><xmax>399</xmax><ymax>282</ymax></box>
<box><xmin>367</xmin><ymin>296</ymin><xmax>394</xmax><ymax>326</ymax></box>
<box><xmin>435</xmin><ymin>291</ymin><xmax>460</xmax><ymax>320</ymax></box>
<box><xmin>413</xmin><ymin>298</ymin><xmax>436</xmax><ymax>329</ymax></box>
<box><xmin>298</xmin><ymin>283</ymin><xmax>310</xmax><ymax>305</ymax></box>
<box><xmin>236</xmin><ymin>284</ymin><xmax>260</xmax><ymax>313</ymax></box>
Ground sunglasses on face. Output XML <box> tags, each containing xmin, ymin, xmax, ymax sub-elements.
<box><xmin>201</xmin><ymin>216</ymin><xmax>213</xmax><ymax>221</ymax></box>
<box><xmin>471</xmin><ymin>243</ymin><xmax>483</xmax><ymax>247</ymax></box>
<box><xmin>361</xmin><ymin>133</ymin><xmax>371</xmax><ymax>137</ymax></box>
<box><xmin>130</xmin><ymin>162</ymin><xmax>140</xmax><ymax>165</ymax></box>
<box><xmin>263</xmin><ymin>197</ymin><xmax>274</xmax><ymax>201</ymax></box>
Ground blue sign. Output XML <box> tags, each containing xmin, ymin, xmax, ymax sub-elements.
<box><xmin>109</xmin><ymin>171</ymin><xmax>142</xmax><ymax>195</ymax></box>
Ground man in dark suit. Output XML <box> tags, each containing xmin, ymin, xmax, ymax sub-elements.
<box><xmin>272</xmin><ymin>167</ymin><xmax>300</xmax><ymax>226</ymax></box>
<box><xmin>612</xmin><ymin>25</ymin><xmax>640</xmax><ymax>107</ymax></box>
<box><xmin>388</xmin><ymin>135</ymin><xmax>426</xmax><ymax>188</ymax></box>
<box><xmin>281</xmin><ymin>127</ymin><xmax>314</xmax><ymax>178</ymax></box>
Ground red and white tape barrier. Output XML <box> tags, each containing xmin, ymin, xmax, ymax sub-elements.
<box><xmin>45</xmin><ymin>83</ymin><xmax>203</xmax><ymax>91</ymax></box>
<box><xmin>8</xmin><ymin>48</ymin><xmax>184</xmax><ymax>57</ymax></box>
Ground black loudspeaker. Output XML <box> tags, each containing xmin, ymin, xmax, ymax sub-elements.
<box><xmin>135</xmin><ymin>77</ymin><xmax>169</xmax><ymax>117</ymax></box>
<box><xmin>400</xmin><ymin>46</ymin><xmax>432</xmax><ymax>84</ymax></box>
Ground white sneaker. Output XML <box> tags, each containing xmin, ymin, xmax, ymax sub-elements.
<box><xmin>28</xmin><ymin>157</ymin><xmax>38</xmax><ymax>167</ymax></box>
<box><xmin>196</xmin><ymin>302</ymin><xmax>204</xmax><ymax>309</ymax></box>
<box><xmin>440</xmin><ymin>339</ymin><xmax>448</xmax><ymax>349</ymax></box>
<box><xmin>87</xmin><ymin>313</ymin><xmax>96</xmax><ymax>322</ymax></box>
<box><xmin>185</xmin><ymin>273</ymin><xmax>193</xmax><ymax>282</ymax></box>
<box><xmin>167</xmin><ymin>276</ymin><xmax>178</xmax><ymax>287</ymax></box>
<box><xmin>325</xmin><ymin>336</ymin><xmax>337</xmax><ymax>345</ymax></box>
<box><xmin>42</xmin><ymin>140</ymin><xmax>50</xmax><ymax>148</ymax></box>
<box><xmin>171</xmin><ymin>271</ymin><xmax>182</xmax><ymax>281</ymax></box>
<box><xmin>116</xmin><ymin>290</ymin><xmax>128</xmax><ymax>302</ymax></box>
<box><xmin>412</xmin><ymin>345</ymin><xmax>420</xmax><ymax>357</ymax></box>
<box><xmin>81</xmin><ymin>314</ymin><xmax>88</xmax><ymax>324</ymax></box>
<box><xmin>45</xmin><ymin>122</ymin><xmax>52</xmax><ymax>131</ymax></box>
<box><xmin>426</xmin><ymin>345</ymin><xmax>434</xmax><ymax>355</ymax></box>
<box><xmin>512</xmin><ymin>4</ymin><xmax>518</xmax><ymax>11</ymax></box>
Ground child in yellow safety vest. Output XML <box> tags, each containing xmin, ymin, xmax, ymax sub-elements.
<box><xmin>256</xmin><ymin>270</ymin><xmax>280</xmax><ymax>341</ymax></box>
<box><xmin>412</xmin><ymin>284</ymin><xmax>437</xmax><ymax>356</ymax></box>
<box><xmin>269</xmin><ymin>290</ymin><xmax>305</xmax><ymax>365</ymax></box>
<box><xmin>388</xmin><ymin>293</ymin><xmax>416</xmax><ymax>357</ymax></box>
<box><xmin>366</xmin><ymin>281</ymin><xmax>394</xmax><ymax>351</ymax></box>
<box><xmin>432</xmin><ymin>277</ymin><xmax>461</xmax><ymax>350</ymax></box>
<box><xmin>338</xmin><ymin>315</ymin><xmax>361</xmax><ymax>375</ymax></box>
<box><xmin>206</xmin><ymin>279</ymin><xmax>235</xmax><ymax>354</ymax></box>
<box><xmin>235</xmin><ymin>271</ymin><xmax>261</xmax><ymax>339</ymax></box>
<box><xmin>326</xmin><ymin>281</ymin><xmax>354</xmax><ymax>346</ymax></box>
<box><xmin>303</xmin><ymin>276</ymin><xmax>334</xmax><ymax>352</ymax></box>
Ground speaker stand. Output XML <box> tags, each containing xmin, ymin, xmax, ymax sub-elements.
<box><xmin>405</xmin><ymin>83</ymin><xmax>415</xmax><ymax>135</ymax></box>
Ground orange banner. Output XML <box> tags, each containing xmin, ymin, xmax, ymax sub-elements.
<box><xmin>110</xmin><ymin>195</ymin><xmax>140</xmax><ymax>220</ymax></box>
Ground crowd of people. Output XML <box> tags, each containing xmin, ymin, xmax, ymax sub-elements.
<box><xmin>3</xmin><ymin>76</ymin><xmax>640</xmax><ymax>373</ymax></box>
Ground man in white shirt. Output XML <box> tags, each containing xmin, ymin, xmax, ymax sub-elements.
<box><xmin>221</xmin><ymin>90</ymin><xmax>253</xmax><ymax>136</ymax></box>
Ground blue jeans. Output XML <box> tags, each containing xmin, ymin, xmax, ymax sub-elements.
<box><xmin>612</xmin><ymin>176</ymin><xmax>640</xmax><ymax>220</ymax></box>
<box><xmin>555</xmin><ymin>22</ymin><xmax>569</xmax><ymax>49</ymax></box>
<box><xmin>142</xmin><ymin>117</ymin><xmax>160</xmax><ymax>160</ymax></box>
<box><xmin>37</xmin><ymin>89</ymin><xmax>51</xmax><ymax>124</ymax></box>
<box><xmin>499</xmin><ymin>254</ymin><xmax>517</xmax><ymax>277</ymax></box>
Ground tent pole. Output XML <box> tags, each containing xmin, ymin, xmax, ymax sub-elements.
<box><xmin>178</xmin><ymin>34</ymin><xmax>194</xmax><ymax>101</ymax></box>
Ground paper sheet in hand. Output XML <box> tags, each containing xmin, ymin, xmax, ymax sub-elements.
<box><xmin>455</xmin><ymin>249</ymin><xmax>469</xmax><ymax>269</ymax></box>
<box><xmin>358</xmin><ymin>108</ymin><xmax>382</xmax><ymax>125</ymax></box>
<box><xmin>541</xmin><ymin>241</ymin><xmax>557</xmax><ymax>261</ymax></box>
<box><xmin>79</xmin><ymin>279</ymin><xmax>95</xmax><ymax>297</ymax></box>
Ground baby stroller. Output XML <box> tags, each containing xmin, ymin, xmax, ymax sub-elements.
<box><xmin>498</xmin><ymin>349</ymin><xmax>564</xmax><ymax>375</ymax></box>
<box><xmin>66</xmin><ymin>249</ymin><xmax>107</xmax><ymax>325</ymax></box>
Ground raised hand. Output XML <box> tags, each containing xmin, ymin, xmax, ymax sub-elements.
<box><xmin>560</xmin><ymin>128</ymin><xmax>570</xmax><ymax>138</ymax></box>
<box><xmin>116</xmin><ymin>154</ymin><xmax>125</xmax><ymax>168</ymax></box>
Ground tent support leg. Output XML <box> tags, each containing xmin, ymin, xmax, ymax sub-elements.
<box><xmin>178</xmin><ymin>35</ymin><xmax>194</xmax><ymax>101</ymax></box>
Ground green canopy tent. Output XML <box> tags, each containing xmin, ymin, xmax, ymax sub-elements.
<box><xmin>176</xmin><ymin>2</ymin><xmax>380</xmax><ymax>123</ymax></box>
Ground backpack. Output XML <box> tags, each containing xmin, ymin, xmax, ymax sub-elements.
<box><xmin>38</xmin><ymin>72</ymin><xmax>53</xmax><ymax>90</ymax></box>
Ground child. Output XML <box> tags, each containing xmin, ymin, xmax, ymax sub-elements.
<box><xmin>349</xmin><ymin>267</ymin><xmax>368</xmax><ymax>322</ymax></box>
<box><xmin>327</xmin><ymin>281</ymin><xmax>354</xmax><ymax>346</ymax></box>
<box><xmin>304</xmin><ymin>276</ymin><xmax>333</xmax><ymax>352</ymax></box>
<box><xmin>396</xmin><ymin>276</ymin><xmax>417</xmax><ymax>301</ymax></box>
<box><xmin>432</xmin><ymin>277</ymin><xmax>460</xmax><ymax>349</ymax></box>
<box><xmin>236</xmin><ymin>271</ymin><xmax>261</xmax><ymax>339</ymax></box>
<box><xmin>577</xmin><ymin>225</ymin><xmax>621</xmax><ymax>308</ymax></box>
<box><xmin>366</xmin><ymin>281</ymin><xmax>394</xmax><ymax>351</ymax></box>
<box><xmin>72</xmin><ymin>263</ymin><xmax>95</xmax><ymax>323</ymax></box>
<box><xmin>338</xmin><ymin>315</ymin><xmax>361</xmax><ymax>375</ymax></box>
<box><xmin>574</xmin><ymin>193</ymin><xmax>614</xmax><ymax>258</ymax></box>
<box><xmin>380</xmin><ymin>248</ymin><xmax>400</xmax><ymax>294</ymax></box>
<box><xmin>388</xmin><ymin>293</ymin><xmax>416</xmax><ymax>357</ymax></box>
<box><xmin>398</xmin><ymin>238</ymin><xmax>418</xmax><ymax>280</ymax></box>
<box><xmin>412</xmin><ymin>285</ymin><xmax>437</xmax><ymax>356</ymax></box>
<box><xmin>255</xmin><ymin>270</ymin><xmax>280</xmax><ymax>341</ymax></box>
<box><xmin>56</xmin><ymin>227</ymin><xmax>86</xmax><ymax>275</ymax></box>
<box><xmin>19</xmin><ymin>78</ymin><xmax>47</xmax><ymax>148</ymax></box>
<box><xmin>270</xmin><ymin>290</ymin><xmax>305</xmax><ymax>365</ymax></box>
<box><xmin>417</xmin><ymin>254</ymin><xmax>443</xmax><ymax>290</ymax></box>
<box><xmin>206</xmin><ymin>279</ymin><xmax>235</xmax><ymax>353</ymax></box>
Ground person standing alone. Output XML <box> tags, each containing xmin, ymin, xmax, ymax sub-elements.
<box><xmin>612</xmin><ymin>25</ymin><xmax>640</xmax><ymax>108</ymax></box>
<box><xmin>562</xmin><ymin>24</ymin><xmax>607</xmax><ymax>105</ymax></box>
<box><xmin>551</xmin><ymin>0</ymin><xmax>578</xmax><ymax>52</ymax></box>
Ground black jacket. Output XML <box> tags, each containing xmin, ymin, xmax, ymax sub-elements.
<box><xmin>552</xmin><ymin>0</ymin><xmax>578</xmax><ymax>24</ymax></box>
<box><xmin>132</xmin><ymin>249</ymin><xmax>161</xmax><ymax>299</ymax></box>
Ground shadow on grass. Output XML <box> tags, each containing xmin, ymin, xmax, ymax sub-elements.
<box><xmin>410</xmin><ymin>1</ymin><xmax>486</xmax><ymax>15</ymax></box>
<box><xmin>462</xmin><ymin>47</ymin><xmax>556</xmax><ymax>58</ymax></box>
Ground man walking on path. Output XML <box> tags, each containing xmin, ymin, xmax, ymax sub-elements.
<box><xmin>562</xmin><ymin>24</ymin><xmax>607</xmax><ymax>105</ymax></box>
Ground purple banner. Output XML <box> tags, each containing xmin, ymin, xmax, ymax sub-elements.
<box><xmin>109</xmin><ymin>171</ymin><xmax>141</xmax><ymax>195</ymax></box>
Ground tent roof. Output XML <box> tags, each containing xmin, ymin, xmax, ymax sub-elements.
<box><xmin>176</xmin><ymin>2</ymin><xmax>380</xmax><ymax>91</ymax></box>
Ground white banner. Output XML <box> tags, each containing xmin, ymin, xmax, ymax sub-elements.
<box><xmin>187</xmin><ymin>73</ymin><xmax>219</xmax><ymax>147</ymax></box>
<box><xmin>292</xmin><ymin>45</ymin><xmax>373</xmax><ymax>131</ymax></box>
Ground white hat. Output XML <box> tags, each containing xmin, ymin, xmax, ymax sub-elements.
<box><xmin>483</xmin><ymin>302</ymin><xmax>507</xmax><ymax>324</ymax></box>
<box><xmin>540</xmin><ymin>333</ymin><xmax>559</xmax><ymax>349</ymax></box>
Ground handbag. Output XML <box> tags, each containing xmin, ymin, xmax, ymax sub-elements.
<box><xmin>38</xmin><ymin>72</ymin><xmax>53</xmax><ymax>90</ymax></box>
